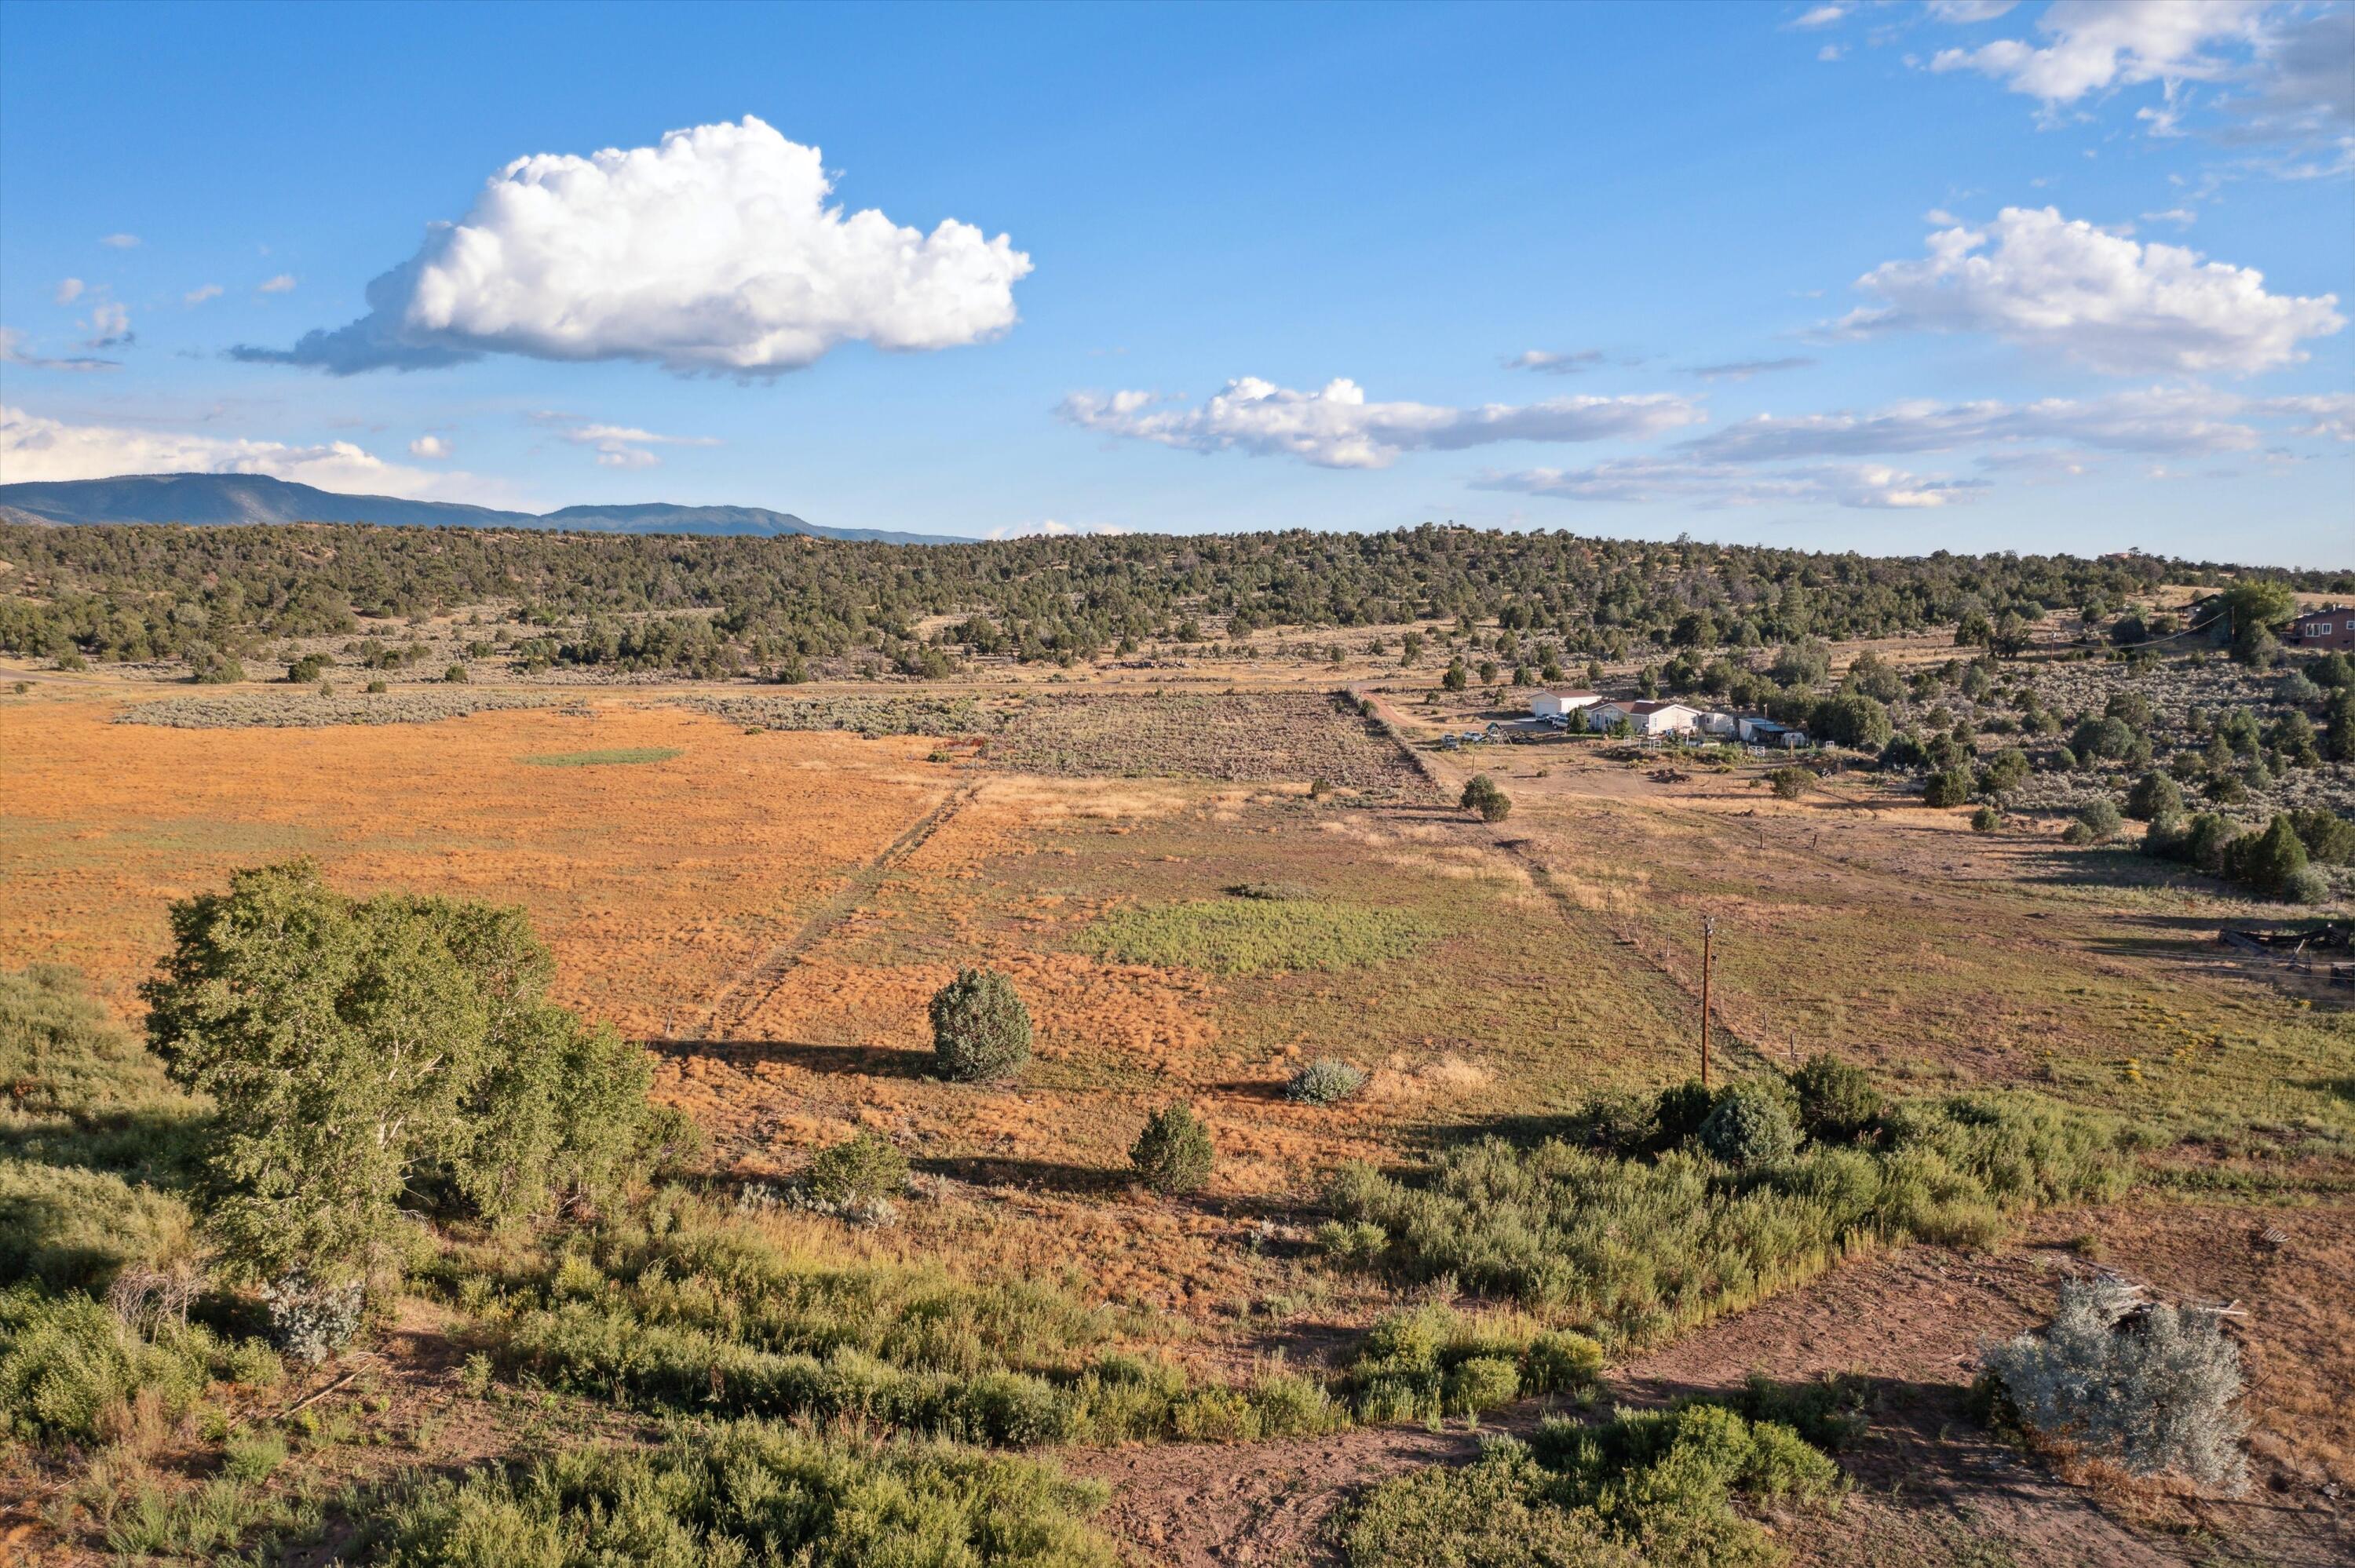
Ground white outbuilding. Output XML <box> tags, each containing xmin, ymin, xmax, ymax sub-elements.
<box><xmin>1529</xmin><ymin>688</ymin><xmax>1603</xmax><ymax>720</ymax></box>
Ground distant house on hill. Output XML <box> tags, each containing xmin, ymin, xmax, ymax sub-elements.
<box><xmin>2288</xmin><ymin>606</ymin><xmax>2355</xmax><ymax>651</ymax></box>
<box><xmin>1585</xmin><ymin>698</ymin><xmax>1700</xmax><ymax>736</ymax></box>
<box><xmin>1529</xmin><ymin>687</ymin><xmax>1602</xmax><ymax>720</ymax></box>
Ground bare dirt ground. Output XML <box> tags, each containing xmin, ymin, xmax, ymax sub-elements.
<box><xmin>1064</xmin><ymin>1207</ymin><xmax>2355</xmax><ymax>1568</ymax></box>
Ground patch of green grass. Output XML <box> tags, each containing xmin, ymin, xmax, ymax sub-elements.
<box><xmin>1075</xmin><ymin>898</ymin><xmax>1432</xmax><ymax>975</ymax></box>
<box><xmin>521</xmin><ymin>747</ymin><xmax>684</xmax><ymax>768</ymax></box>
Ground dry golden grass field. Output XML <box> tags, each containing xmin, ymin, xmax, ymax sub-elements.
<box><xmin>5</xmin><ymin>657</ymin><xmax>2353</xmax><ymax>1567</ymax></box>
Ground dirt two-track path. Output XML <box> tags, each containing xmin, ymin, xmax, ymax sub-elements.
<box><xmin>687</xmin><ymin>771</ymin><xmax>982</xmax><ymax>1044</ymax></box>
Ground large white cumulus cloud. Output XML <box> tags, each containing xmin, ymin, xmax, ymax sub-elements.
<box><xmin>236</xmin><ymin>117</ymin><xmax>1031</xmax><ymax>376</ymax></box>
<box><xmin>1831</xmin><ymin>206</ymin><xmax>2342</xmax><ymax>375</ymax></box>
<box><xmin>1058</xmin><ymin>377</ymin><xmax>1703</xmax><ymax>470</ymax></box>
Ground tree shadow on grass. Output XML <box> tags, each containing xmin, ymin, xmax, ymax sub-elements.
<box><xmin>911</xmin><ymin>1153</ymin><xmax>1127</xmax><ymax>1197</ymax></box>
<box><xmin>641</xmin><ymin>1037</ymin><xmax>935</xmax><ymax>1080</ymax></box>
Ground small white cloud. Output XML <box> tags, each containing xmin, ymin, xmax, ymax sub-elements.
<box><xmin>53</xmin><ymin>279</ymin><xmax>84</xmax><ymax>305</ymax></box>
<box><xmin>1925</xmin><ymin>1</ymin><xmax>2019</xmax><ymax>20</ymax></box>
<box><xmin>527</xmin><ymin>410</ymin><xmax>721</xmax><ymax>468</ymax></box>
<box><xmin>984</xmin><ymin>519</ymin><xmax>1130</xmax><ymax>540</ymax></box>
<box><xmin>82</xmin><ymin>301</ymin><xmax>133</xmax><ymax>349</ymax></box>
<box><xmin>2139</xmin><ymin>207</ymin><xmax>2198</xmax><ymax>228</ymax></box>
<box><xmin>1818</xmin><ymin>43</ymin><xmax>1846</xmax><ymax>61</ymax></box>
<box><xmin>1788</xmin><ymin>5</ymin><xmax>1849</xmax><ymax>31</ymax></box>
<box><xmin>408</xmin><ymin>435</ymin><xmax>452</xmax><ymax>459</ymax></box>
<box><xmin>237</xmin><ymin>115</ymin><xmax>1031</xmax><ymax>377</ymax></box>
<box><xmin>1505</xmin><ymin>348</ymin><xmax>1607</xmax><ymax>374</ymax></box>
<box><xmin>184</xmin><ymin>283</ymin><xmax>225</xmax><ymax>306</ymax></box>
<box><xmin>1828</xmin><ymin>206</ymin><xmax>2342</xmax><ymax>375</ymax></box>
<box><xmin>257</xmin><ymin>274</ymin><xmax>298</xmax><ymax>294</ymax></box>
<box><xmin>0</xmin><ymin>326</ymin><xmax>119</xmax><ymax>373</ymax></box>
<box><xmin>99</xmin><ymin>233</ymin><xmax>141</xmax><ymax>249</ymax></box>
<box><xmin>1060</xmin><ymin>377</ymin><xmax>1704</xmax><ymax>470</ymax></box>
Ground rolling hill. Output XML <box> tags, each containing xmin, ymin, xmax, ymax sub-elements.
<box><xmin>0</xmin><ymin>472</ymin><xmax>950</xmax><ymax>542</ymax></box>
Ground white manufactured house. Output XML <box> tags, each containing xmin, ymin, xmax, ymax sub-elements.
<box><xmin>1696</xmin><ymin>709</ymin><xmax>1740</xmax><ymax>737</ymax></box>
<box><xmin>1585</xmin><ymin>699</ymin><xmax>1701</xmax><ymax>736</ymax></box>
<box><xmin>1529</xmin><ymin>687</ymin><xmax>1603</xmax><ymax>720</ymax></box>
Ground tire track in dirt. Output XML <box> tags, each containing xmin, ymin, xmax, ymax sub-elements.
<box><xmin>1349</xmin><ymin>683</ymin><xmax>1772</xmax><ymax>1068</ymax></box>
<box><xmin>688</xmin><ymin>773</ymin><xmax>980</xmax><ymax>1042</ymax></box>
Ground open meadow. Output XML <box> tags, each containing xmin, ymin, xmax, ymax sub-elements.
<box><xmin>6</xmin><ymin>611</ymin><xmax>2353</xmax><ymax>1566</ymax></box>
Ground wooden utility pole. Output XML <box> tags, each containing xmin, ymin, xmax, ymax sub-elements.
<box><xmin>1700</xmin><ymin>916</ymin><xmax>1715</xmax><ymax>1089</ymax></box>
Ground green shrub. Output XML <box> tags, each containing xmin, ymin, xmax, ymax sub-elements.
<box><xmin>1698</xmin><ymin>1084</ymin><xmax>1798</xmax><ymax>1167</ymax></box>
<box><xmin>1922</xmin><ymin>767</ymin><xmax>1973</xmax><ymax>808</ymax></box>
<box><xmin>1321</xmin><ymin>1092</ymin><xmax>2123</xmax><ymax>1340</ymax></box>
<box><xmin>1766</xmin><ymin>766</ymin><xmax>1810</xmax><ymax>800</ymax></box>
<box><xmin>1285</xmin><ymin>1058</ymin><xmax>1367</xmax><ymax>1105</ymax></box>
<box><xmin>2287</xmin><ymin>807</ymin><xmax>2355</xmax><ymax>866</ymax></box>
<box><xmin>375</xmin><ymin>1419</ymin><xmax>1119</xmax><ymax>1566</ymax></box>
<box><xmin>1970</xmin><ymin>804</ymin><xmax>1999</xmax><ymax>833</ymax></box>
<box><xmin>805</xmin><ymin>1129</ymin><xmax>909</xmax><ymax>1206</ymax></box>
<box><xmin>930</xmin><ymin>968</ymin><xmax>1032</xmax><ymax>1084</ymax></box>
<box><xmin>1130</xmin><ymin>1103</ymin><xmax>1214</xmax><ymax>1194</ymax></box>
<box><xmin>0</xmin><ymin>1285</ymin><xmax>237</xmax><ymax>1446</ymax></box>
<box><xmin>2125</xmin><ymin>771</ymin><xmax>2182</xmax><ymax>821</ymax></box>
<box><xmin>1336</xmin><ymin>1403</ymin><xmax>1842</xmax><ymax>1568</ymax></box>
<box><xmin>443</xmin><ymin>663</ymin><xmax>470</xmax><ymax>684</ymax></box>
<box><xmin>1786</xmin><ymin>1054</ymin><xmax>1882</xmax><ymax>1142</ymax></box>
<box><xmin>1460</xmin><ymin>774</ymin><xmax>1511</xmax><ymax>823</ymax></box>
<box><xmin>2222</xmin><ymin>814</ymin><xmax>2312</xmax><ymax>899</ymax></box>
<box><xmin>1341</xmin><ymin>1305</ymin><xmax>1594</xmax><ymax>1424</ymax></box>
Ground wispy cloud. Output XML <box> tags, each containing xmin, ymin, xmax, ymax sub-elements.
<box><xmin>99</xmin><ymin>232</ymin><xmax>140</xmax><ymax>249</ymax></box>
<box><xmin>257</xmin><ymin>274</ymin><xmax>298</xmax><ymax>295</ymax></box>
<box><xmin>1679</xmin><ymin>356</ymin><xmax>1815</xmax><ymax>381</ymax></box>
<box><xmin>0</xmin><ymin>326</ymin><xmax>119</xmax><ymax>373</ymax></box>
<box><xmin>184</xmin><ymin>284</ymin><xmax>225</xmax><ymax>306</ymax></box>
<box><xmin>1059</xmin><ymin>376</ymin><xmax>1704</xmax><ymax>470</ymax></box>
<box><xmin>53</xmin><ymin>279</ymin><xmax>83</xmax><ymax>305</ymax></box>
<box><xmin>528</xmin><ymin>410</ymin><xmax>721</xmax><ymax>468</ymax></box>
<box><xmin>1504</xmin><ymin>348</ymin><xmax>1606</xmax><ymax>374</ymax></box>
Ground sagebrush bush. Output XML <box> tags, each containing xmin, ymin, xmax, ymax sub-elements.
<box><xmin>929</xmin><ymin>968</ymin><xmax>1032</xmax><ymax>1083</ymax></box>
<box><xmin>1285</xmin><ymin>1058</ymin><xmax>1367</xmax><ymax>1105</ymax></box>
<box><xmin>1130</xmin><ymin>1103</ymin><xmax>1214</xmax><ymax>1194</ymax></box>
<box><xmin>1340</xmin><ymin>1305</ymin><xmax>1598</xmax><ymax>1425</ymax></box>
<box><xmin>262</xmin><ymin>1273</ymin><xmax>364</xmax><ymax>1365</ymax></box>
<box><xmin>1982</xmin><ymin>1277</ymin><xmax>2247</xmax><ymax>1493</ymax></box>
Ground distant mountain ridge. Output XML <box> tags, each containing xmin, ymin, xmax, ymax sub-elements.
<box><xmin>0</xmin><ymin>472</ymin><xmax>951</xmax><ymax>543</ymax></box>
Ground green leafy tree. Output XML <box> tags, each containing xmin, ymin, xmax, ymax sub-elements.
<box><xmin>929</xmin><ymin>968</ymin><xmax>1031</xmax><ymax>1083</ymax></box>
<box><xmin>2124</xmin><ymin>771</ymin><xmax>2182</xmax><ymax>822</ymax></box>
<box><xmin>141</xmin><ymin>862</ymin><xmax>652</xmax><ymax>1293</ymax></box>
<box><xmin>1813</xmin><ymin>694</ymin><xmax>1893</xmax><ymax>751</ymax></box>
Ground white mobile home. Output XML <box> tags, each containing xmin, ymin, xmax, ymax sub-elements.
<box><xmin>1586</xmin><ymin>699</ymin><xmax>1700</xmax><ymax>736</ymax></box>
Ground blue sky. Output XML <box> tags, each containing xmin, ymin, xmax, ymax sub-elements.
<box><xmin>2</xmin><ymin>0</ymin><xmax>2350</xmax><ymax>563</ymax></box>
